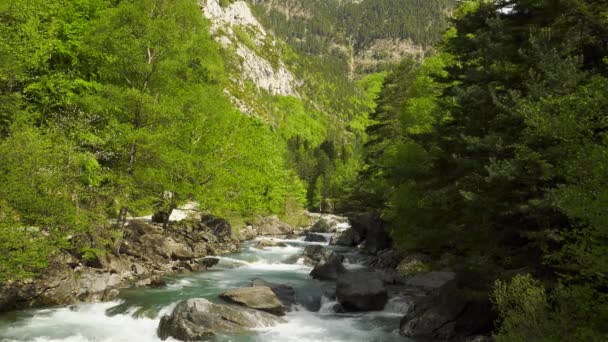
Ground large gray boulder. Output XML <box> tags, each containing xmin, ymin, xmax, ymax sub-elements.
<box><xmin>329</xmin><ymin>227</ymin><xmax>361</xmax><ymax>247</ymax></box>
<box><xmin>158</xmin><ymin>298</ymin><xmax>284</xmax><ymax>341</ymax></box>
<box><xmin>336</xmin><ymin>271</ymin><xmax>388</xmax><ymax>311</ymax></box>
<box><xmin>310</xmin><ymin>254</ymin><xmax>346</xmax><ymax>281</ymax></box>
<box><xmin>302</xmin><ymin>245</ymin><xmax>333</xmax><ymax>266</ymax></box>
<box><xmin>251</xmin><ymin>278</ymin><xmax>296</xmax><ymax>310</ymax></box>
<box><xmin>219</xmin><ymin>286</ymin><xmax>285</xmax><ymax>316</ymax></box>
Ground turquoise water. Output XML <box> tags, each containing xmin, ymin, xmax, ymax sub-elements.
<box><xmin>0</xmin><ymin>238</ymin><xmax>409</xmax><ymax>342</ymax></box>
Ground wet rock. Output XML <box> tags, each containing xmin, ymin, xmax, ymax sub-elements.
<box><xmin>310</xmin><ymin>254</ymin><xmax>347</xmax><ymax>281</ymax></box>
<box><xmin>304</xmin><ymin>233</ymin><xmax>327</xmax><ymax>243</ymax></box>
<box><xmin>201</xmin><ymin>257</ymin><xmax>220</xmax><ymax>268</ymax></box>
<box><xmin>302</xmin><ymin>245</ymin><xmax>334</xmax><ymax>266</ymax></box>
<box><xmin>255</xmin><ymin>239</ymin><xmax>288</xmax><ymax>249</ymax></box>
<box><xmin>251</xmin><ymin>278</ymin><xmax>296</xmax><ymax>309</ymax></box>
<box><xmin>158</xmin><ymin>298</ymin><xmax>284</xmax><ymax>341</ymax></box>
<box><xmin>329</xmin><ymin>227</ymin><xmax>361</xmax><ymax>247</ymax></box>
<box><xmin>220</xmin><ymin>286</ymin><xmax>285</xmax><ymax>316</ymax></box>
<box><xmin>283</xmin><ymin>234</ymin><xmax>301</xmax><ymax>240</ymax></box>
<box><xmin>336</xmin><ymin>271</ymin><xmax>388</xmax><ymax>311</ymax></box>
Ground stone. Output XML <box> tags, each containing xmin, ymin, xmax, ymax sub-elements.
<box><xmin>346</xmin><ymin>212</ymin><xmax>391</xmax><ymax>254</ymax></box>
<box><xmin>251</xmin><ymin>278</ymin><xmax>296</xmax><ymax>309</ymax></box>
<box><xmin>310</xmin><ymin>254</ymin><xmax>346</xmax><ymax>281</ymax></box>
<box><xmin>304</xmin><ymin>233</ymin><xmax>327</xmax><ymax>243</ymax></box>
<box><xmin>239</xmin><ymin>225</ymin><xmax>257</xmax><ymax>241</ymax></box>
<box><xmin>255</xmin><ymin>239</ymin><xmax>288</xmax><ymax>249</ymax></box>
<box><xmin>158</xmin><ymin>298</ymin><xmax>284</xmax><ymax>341</ymax></box>
<box><xmin>336</xmin><ymin>271</ymin><xmax>388</xmax><ymax>311</ymax></box>
<box><xmin>302</xmin><ymin>245</ymin><xmax>334</xmax><ymax>266</ymax></box>
<box><xmin>400</xmin><ymin>282</ymin><xmax>496</xmax><ymax>340</ymax></box>
<box><xmin>201</xmin><ymin>257</ymin><xmax>220</xmax><ymax>268</ymax></box>
<box><xmin>329</xmin><ymin>227</ymin><xmax>361</xmax><ymax>247</ymax></box>
<box><xmin>253</xmin><ymin>215</ymin><xmax>294</xmax><ymax>235</ymax></box>
<box><xmin>219</xmin><ymin>286</ymin><xmax>285</xmax><ymax>316</ymax></box>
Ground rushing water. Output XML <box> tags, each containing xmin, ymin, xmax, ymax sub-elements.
<box><xmin>0</xmin><ymin>236</ymin><xmax>410</xmax><ymax>342</ymax></box>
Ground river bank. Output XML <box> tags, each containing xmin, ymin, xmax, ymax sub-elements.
<box><xmin>0</xmin><ymin>213</ymin><xmax>494</xmax><ymax>341</ymax></box>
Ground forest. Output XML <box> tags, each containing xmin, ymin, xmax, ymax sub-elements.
<box><xmin>0</xmin><ymin>0</ymin><xmax>607</xmax><ymax>341</ymax></box>
<box><xmin>352</xmin><ymin>1</ymin><xmax>608</xmax><ymax>340</ymax></box>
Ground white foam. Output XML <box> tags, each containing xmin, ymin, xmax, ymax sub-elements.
<box><xmin>0</xmin><ymin>302</ymin><xmax>177</xmax><ymax>342</ymax></box>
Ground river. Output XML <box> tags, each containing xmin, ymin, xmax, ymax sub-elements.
<box><xmin>0</xmin><ymin>234</ymin><xmax>411</xmax><ymax>342</ymax></box>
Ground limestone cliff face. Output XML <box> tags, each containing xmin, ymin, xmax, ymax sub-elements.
<box><xmin>201</xmin><ymin>0</ymin><xmax>298</xmax><ymax>99</ymax></box>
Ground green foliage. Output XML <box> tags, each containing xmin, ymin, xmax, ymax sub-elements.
<box><xmin>0</xmin><ymin>0</ymin><xmax>308</xmax><ymax>281</ymax></box>
<box><xmin>493</xmin><ymin>274</ymin><xmax>608</xmax><ymax>342</ymax></box>
<box><xmin>356</xmin><ymin>0</ymin><xmax>608</xmax><ymax>338</ymax></box>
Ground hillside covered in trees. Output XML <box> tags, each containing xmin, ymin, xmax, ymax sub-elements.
<box><xmin>353</xmin><ymin>0</ymin><xmax>608</xmax><ymax>340</ymax></box>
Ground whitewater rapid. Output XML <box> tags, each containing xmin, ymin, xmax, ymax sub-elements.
<box><xmin>0</xmin><ymin>235</ymin><xmax>409</xmax><ymax>342</ymax></box>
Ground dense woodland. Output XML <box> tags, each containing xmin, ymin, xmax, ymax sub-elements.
<box><xmin>0</xmin><ymin>0</ymin><xmax>607</xmax><ymax>340</ymax></box>
<box><xmin>353</xmin><ymin>0</ymin><xmax>608</xmax><ymax>340</ymax></box>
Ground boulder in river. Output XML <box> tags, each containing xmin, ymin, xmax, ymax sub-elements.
<box><xmin>255</xmin><ymin>239</ymin><xmax>288</xmax><ymax>249</ymax></box>
<box><xmin>251</xmin><ymin>278</ymin><xmax>296</xmax><ymax>309</ymax></box>
<box><xmin>329</xmin><ymin>227</ymin><xmax>361</xmax><ymax>247</ymax></box>
<box><xmin>336</xmin><ymin>271</ymin><xmax>388</xmax><ymax>311</ymax></box>
<box><xmin>310</xmin><ymin>254</ymin><xmax>347</xmax><ymax>281</ymax></box>
<box><xmin>304</xmin><ymin>233</ymin><xmax>327</xmax><ymax>243</ymax></box>
<box><xmin>158</xmin><ymin>298</ymin><xmax>284</xmax><ymax>341</ymax></box>
<box><xmin>219</xmin><ymin>286</ymin><xmax>285</xmax><ymax>316</ymax></box>
<box><xmin>302</xmin><ymin>245</ymin><xmax>339</xmax><ymax>266</ymax></box>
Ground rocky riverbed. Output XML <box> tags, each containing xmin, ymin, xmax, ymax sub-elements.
<box><xmin>0</xmin><ymin>212</ymin><xmax>494</xmax><ymax>341</ymax></box>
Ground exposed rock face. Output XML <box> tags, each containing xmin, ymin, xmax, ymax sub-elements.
<box><xmin>252</xmin><ymin>215</ymin><xmax>294</xmax><ymax>235</ymax></box>
<box><xmin>255</xmin><ymin>239</ymin><xmax>288</xmax><ymax>249</ymax></box>
<box><xmin>158</xmin><ymin>298</ymin><xmax>284</xmax><ymax>341</ymax></box>
<box><xmin>336</xmin><ymin>271</ymin><xmax>388</xmax><ymax>311</ymax></box>
<box><xmin>0</xmin><ymin>217</ymin><xmax>240</xmax><ymax>313</ymax></box>
<box><xmin>310</xmin><ymin>254</ymin><xmax>347</xmax><ymax>281</ymax></box>
<box><xmin>220</xmin><ymin>286</ymin><xmax>285</xmax><ymax>316</ymax></box>
<box><xmin>399</xmin><ymin>282</ymin><xmax>496</xmax><ymax>340</ymax></box>
<box><xmin>201</xmin><ymin>0</ymin><xmax>298</xmax><ymax>98</ymax></box>
<box><xmin>304</xmin><ymin>233</ymin><xmax>327</xmax><ymax>242</ymax></box>
<box><xmin>251</xmin><ymin>278</ymin><xmax>296</xmax><ymax>310</ymax></box>
<box><xmin>347</xmin><ymin>212</ymin><xmax>391</xmax><ymax>254</ymax></box>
